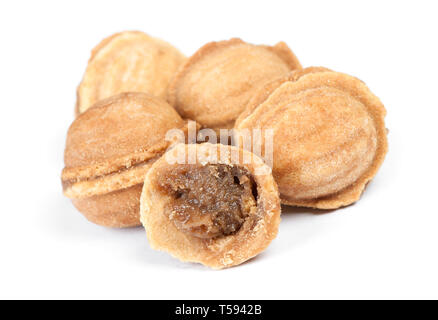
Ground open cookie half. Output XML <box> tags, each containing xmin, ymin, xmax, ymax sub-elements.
<box><xmin>140</xmin><ymin>143</ymin><xmax>281</xmax><ymax>269</ymax></box>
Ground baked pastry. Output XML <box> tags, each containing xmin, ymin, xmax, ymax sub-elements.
<box><xmin>167</xmin><ymin>38</ymin><xmax>301</xmax><ymax>130</ymax></box>
<box><xmin>76</xmin><ymin>31</ymin><xmax>186</xmax><ymax>114</ymax></box>
<box><xmin>62</xmin><ymin>92</ymin><xmax>187</xmax><ymax>227</ymax></box>
<box><xmin>235</xmin><ymin>69</ymin><xmax>388</xmax><ymax>209</ymax></box>
<box><xmin>235</xmin><ymin>67</ymin><xmax>332</xmax><ymax>125</ymax></box>
<box><xmin>140</xmin><ymin>143</ymin><xmax>281</xmax><ymax>269</ymax></box>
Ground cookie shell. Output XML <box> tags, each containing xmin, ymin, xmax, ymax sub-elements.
<box><xmin>76</xmin><ymin>31</ymin><xmax>186</xmax><ymax>114</ymax></box>
<box><xmin>72</xmin><ymin>184</ymin><xmax>143</xmax><ymax>228</ymax></box>
<box><xmin>167</xmin><ymin>38</ymin><xmax>301</xmax><ymax>129</ymax></box>
<box><xmin>62</xmin><ymin>92</ymin><xmax>187</xmax><ymax>227</ymax></box>
<box><xmin>235</xmin><ymin>71</ymin><xmax>388</xmax><ymax>209</ymax></box>
<box><xmin>235</xmin><ymin>67</ymin><xmax>332</xmax><ymax>126</ymax></box>
<box><xmin>140</xmin><ymin>143</ymin><xmax>281</xmax><ymax>269</ymax></box>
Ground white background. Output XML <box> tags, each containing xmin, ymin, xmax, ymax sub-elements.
<box><xmin>1</xmin><ymin>0</ymin><xmax>437</xmax><ymax>299</ymax></box>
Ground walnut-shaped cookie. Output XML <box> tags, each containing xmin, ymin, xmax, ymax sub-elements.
<box><xmin>236</xmin><ymin>67</ymin><xmax>332</xmax><ymax>125</ymax></box>
<box><xmin>76</xmin><ymin>31</ymin><xmax>186</xmax><ymax>114</ymax></box>
<box><xmin>140</xmin><ymin>143</ymin><xmax>281</xmax><ymax>269</ymax></box>
<box><xmin>62</xmin><ymin>93</ymin><xmax>187</xmax><ymax>227</ymax></box>
<box><xmin>235</xmin><ymin>70</ymin><xmax>388</xmax><ymax>209</ymax></box>
<box><xmin>167</xmin><ymin>38</ymin><xmax>301</xmax><ymax>130</ymax></box>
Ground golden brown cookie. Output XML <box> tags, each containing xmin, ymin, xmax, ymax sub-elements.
<box><xmin>62</xmin><ymin>92</ymin><xmax>188</xmax><ymax>227</ymax></box>
<box><xmin>167</xmin><ymin>38</ymin><xmax>302</xmax><ymax>130</ymax></box>
<box><xmin>76</xmin><ymin>31</ymin><xmax>186</xmax><ymax>115</ymax></box>
<box><xmin>235</xmin><ymin>70</ymin><xmax>388</xmax><ymax>209</ymax></box>
<box><xmin>236</xmin><ymin>67</ymin><xmax>332</xmax><ymax>125</ymax></box>
<box><xmin>140</xmin><ymin>143</ymin><xmax>281</xmax><ymax>269</ymax></box>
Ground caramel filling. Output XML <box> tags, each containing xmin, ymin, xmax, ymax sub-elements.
<box><xmin>158</xmin><ymin>164</ymin><xmax>258</xmax><ymax>239</ymax></box>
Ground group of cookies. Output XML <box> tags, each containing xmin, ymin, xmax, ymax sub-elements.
<box><xmin>62</xmin><ymin>31</ymin><xmax>388</xmax><ymax>269</ymax></box>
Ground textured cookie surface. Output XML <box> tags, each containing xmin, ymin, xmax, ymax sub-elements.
<box><xmin>140</xmin><ymin>143</ymin><xmax>281</xmax><ymax>269</ymax></box>
<box><xmin>167</xmin><ymin>38</ymin><xmax>301</xmax><ymax>129</ymax></box>
<box><xmin>235</xmin><ymin>70</ymin><xmax>388</xmax><ymax>209</ymax></box>
<box><xmin>235</xmin><ymin>67</ymin><xmax>331</xmax><ymax>126</ymax></box>
<box><xmin>62</xmin><ymin>92</ymin><xmax>186</xmax><ymax>227</ymax></box>
<box><xmin>77</xmin><ymin>31</ymin><xmax>185</xmax><ymax>114</ymax></box>
<box><xmin>66</xmin><ymin>92</ymin><xmax>184</xmax><ymax>170</ymax></box>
